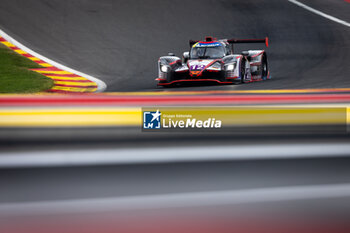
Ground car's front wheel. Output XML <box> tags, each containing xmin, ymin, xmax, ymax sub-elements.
<box><xmin>240</xmin><ymin>59</ymin><xmax>246</xmax><ymax>84</ymax></box>
<box><xmin>261</xmin><ymin>54</ymin><xmax>269</xmax><ymax>80</ymax></box>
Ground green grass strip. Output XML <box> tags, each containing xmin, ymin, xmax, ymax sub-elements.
<box><xmin>0</xmin><ymin>43</ymin><xmax>53</xmax><ymax>93</ymax></box>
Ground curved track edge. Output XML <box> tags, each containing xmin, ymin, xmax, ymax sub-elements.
<box><xmin>0</xmin><ymin>28</ymin><xmax>106</xmax><ymax>93</ymax></box>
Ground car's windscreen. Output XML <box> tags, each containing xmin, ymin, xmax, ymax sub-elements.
<box><xmin>190</xmin><ymin>46</ymin><xmax>225</xmax><ymax>59</ymax></box>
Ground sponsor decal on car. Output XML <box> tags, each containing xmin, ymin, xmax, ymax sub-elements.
<box><xmin>193</xmin><ymin>42</ymin><xmax>221</xmax><ymax>48</ymax></box>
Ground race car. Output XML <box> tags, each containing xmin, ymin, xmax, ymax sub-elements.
<box><xmin>156</xmin><ymin>36</ymin><xmax>270</xmax><ymax>86</ymax></box>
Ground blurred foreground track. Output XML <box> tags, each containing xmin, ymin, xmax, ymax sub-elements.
<box><xmin>0</xmin><ymin>90</ymin><xmax>350</xmax><ymax>128</ymax></box>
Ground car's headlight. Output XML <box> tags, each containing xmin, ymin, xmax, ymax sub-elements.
<box><xmin>160</xmin><ymin>65</ymin><xmax>169</xmax><ymax>73</ymax></box>
<box><xmin>226</xmin><ymin>63</ymin><xmax>235</xmax><ymax>71</ymax></box>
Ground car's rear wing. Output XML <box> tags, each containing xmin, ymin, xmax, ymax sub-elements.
<box><xmin>189</xmin><ymin>37</ymin><xmax>269</xmax><ymax>48</ymax></box>
<box><xmin>227</xmin><ymin>37</ymin><xmax>269</xmax><ymax>47</ymax></box>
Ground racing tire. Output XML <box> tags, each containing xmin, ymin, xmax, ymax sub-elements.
<box><xmin>261</xmin><ymin>53</ymin><xmax>268</xmax><ymax>80</ymax></box>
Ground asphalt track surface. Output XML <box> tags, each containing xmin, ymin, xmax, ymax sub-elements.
<box><xmin>0</xmin><ymin>0</ymin><xmax>350</xmax><ymax>91</ymax></box>
<box><xmin>1</xmin><ymin>0</ymin><xmax>350</xmax><ymax>231</ymax></box>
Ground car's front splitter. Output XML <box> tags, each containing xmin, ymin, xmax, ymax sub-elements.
<box><xmin>157</xmin><ymin>79</ymin><xmax>235</xmax><ymax>86</ymax></box>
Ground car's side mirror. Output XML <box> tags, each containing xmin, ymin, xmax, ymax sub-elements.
<box><xmin>183</xmin><ymin>51</ymin><xmax>189</xmax><ymax>62</ymax></box>
<box><xmin>241</xmin><ymin>51</ymin><xmax>251</xmax><ymax>61</ymax></box>
<box><xmin>241</xmin><ymin>51</ymin><xmax>249</xmax><ymax>56</ymax></box>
